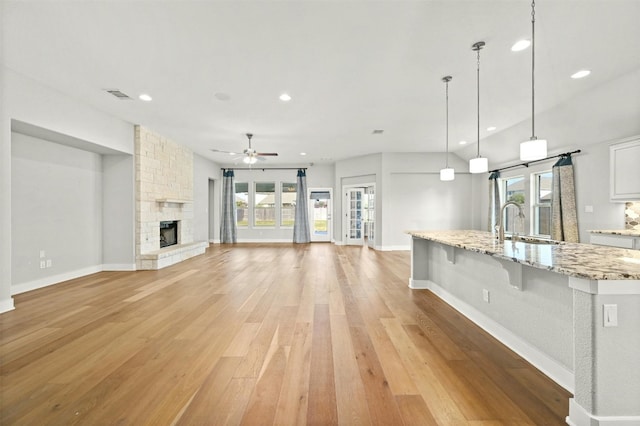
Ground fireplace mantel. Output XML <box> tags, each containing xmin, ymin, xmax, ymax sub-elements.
<box><xmin>156</xmin><ymin>198</ymin><xmax>192</xmax><ymax>208</ymax></box>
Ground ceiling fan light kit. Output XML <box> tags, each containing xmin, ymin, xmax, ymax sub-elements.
<box><xmin>211</xmin><ymin>133</ymin><xmax>278</xmax><ymax>164</ymax></box>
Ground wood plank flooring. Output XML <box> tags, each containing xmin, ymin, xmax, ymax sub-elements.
<box><xmin>0</xmin><ymin>243</ymin><xmax>571</xmax><ymax>425</ymax></box>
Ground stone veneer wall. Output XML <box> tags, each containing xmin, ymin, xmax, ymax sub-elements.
<box><xmin>135</xmin><ymin>125</ymin><xmax>194</xmax><ymax>268</ymax></box>
<box><xmin>625</xmin><ymin>202</ymin><xmax>640</xmax><ymax>230</ymax></box>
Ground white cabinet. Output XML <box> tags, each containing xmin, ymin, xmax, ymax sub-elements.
<box><xmin>590</xmin><ymin>233</ymin><xmax>640</xmax><ymax>250</ymax></box>
<box><xmin>610</xmin><ymin>136</ymin><xmax>640</xmax><ymax>201</ymax></box>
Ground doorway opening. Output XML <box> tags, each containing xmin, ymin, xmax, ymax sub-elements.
<box><xmin>309</xmin><ymin>188</ymin><xmax>332</xmax><ymax>242</ymax></box>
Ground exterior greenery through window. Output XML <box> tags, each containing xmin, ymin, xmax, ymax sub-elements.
<box><xmin>533</xmin><ymin>171</ymin><xmax>553</xmax><ymax>237</ymax></box>
<box><xmin>502</xmin><ymin>176</ymin><xmax>525</xmax><ymax>235</ymax></box>
<box><xmin>281</xmin><ymin>182</ymin><xmax>296</xmax><ymax>227</ymax></box>
<box><xmin>255</xmin><ymin>182</ymin><xmax>276</xmax><ymax>227</ymax></box>
<box><xmin>235</xmin><ymin>182</ymin><xmax>249</xmax><ymax>227</ymax></box>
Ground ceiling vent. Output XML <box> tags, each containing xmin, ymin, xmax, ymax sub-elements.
<box><xmin>105</xmin><ymin>89</ymin><xmax>133</xmax><ymax>100</ymax></box>
<box><xmin>372</xmin><ymin>129</ymin><xmax>384</xmax><ymax>134</ymax></box>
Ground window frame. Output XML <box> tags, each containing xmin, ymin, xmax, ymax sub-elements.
<box><xmin>530</xmin><ymin>170</ymin><xmax>553</xmax><ymax>238</ymax></box>
<box><xmin>501</xmin><ymin>175</ymin><xmax>526</xmax><ymax>236</ymax></box>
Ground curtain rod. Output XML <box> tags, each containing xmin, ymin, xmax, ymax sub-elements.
<box><xmin>222</xmin><ymin>167</ymin><xmax>307</xmax><ymax>172</ymax></box>
<box><xmin>490</xmin><ymin>149</ymin><xmax>581</xmax><ymax>173</ymax></box>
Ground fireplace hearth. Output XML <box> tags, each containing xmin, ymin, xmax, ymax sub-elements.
<box><xmin>160</xmin><ymin>221</ymin><xmax>179</xmax><ymax>248</ymax></box>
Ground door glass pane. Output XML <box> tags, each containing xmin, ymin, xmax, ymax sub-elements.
<box><xmin>313</xmin><ymin>199</ymin><xmax>328</xmax><ymax>236</ymax></box>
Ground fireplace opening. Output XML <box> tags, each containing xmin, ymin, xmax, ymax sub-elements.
<box><xmin>160</xmin><ymin>221</ymin><xmax>179</xmax><ymax>248</ymax></box>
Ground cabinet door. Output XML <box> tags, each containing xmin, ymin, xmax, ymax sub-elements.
<box><xmin>610</xmin><ymin>136</ymin><xmax>640</xmax><ymax>201</ymax></box>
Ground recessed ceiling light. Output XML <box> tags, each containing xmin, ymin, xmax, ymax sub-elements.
<box><xmin>214</xmin><ymin>92</ymin><xmax>231</xmax><ymax>101</ymax></box>
<box><xmin>459</xmin><ymin>140</ymin><xmax>467</xmax><ymax>145</ymax></box>
<box><xmin>279</xmin><ymin>93</ymin><xmax>292</xmax><ymax>102</ymax></box>
<box><xmin>300</xmin><ymin>152</ymin><xmax>307</xmax><ymax>156</ymax></box>
<box><xmin>138</xmin><ymin>94</ymin><xmax>152</xmax><ymax>102</ymax></box>
<box><xmin>228</xmin><ymin>152</ymin><xmax>236</xmax><ymax>155</ymax></box>
<box><xmin>511</xmin><ymin>39</ymin><xmax>531</xmax><ymax>52</ymax></box>
<box><xmin>571</xmin><ymin>70</ymin><xmax>591</xmax><ymax>79</ymax></box>
<box><xmin>487</xmin><ymin>126</ymin><xmax>497</xmax><ymax>131</ymax></box>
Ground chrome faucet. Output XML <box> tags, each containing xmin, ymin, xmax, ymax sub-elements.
<box><xmin>498</xmin><ymin>201</ymin><xmax>525</xmax><ymax>243</ymax></box>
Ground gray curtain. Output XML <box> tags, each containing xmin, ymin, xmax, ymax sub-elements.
<box><xmin>220</xmin><ymin>169</ymin><xmax>237</xmax><ymax>244</ymax></box>
<box><xmin>293</xmin><ymin>169</ymin><xmax>311</xmax><ymax>243</ymax></box>
<box><xmin>551</xmin><ymin>155</ymin><xmax>579</xmax><ymax>242</ymax></box>
<box><xmin>488</xmin><ymin>171</ymin><xmax>501</xmax><ymax>236</ymax></box>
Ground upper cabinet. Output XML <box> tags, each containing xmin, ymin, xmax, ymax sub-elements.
<box><xmin>610</xmin><ymin>136</ymin><xmax>640</xmax><ymax>202</ymax></box>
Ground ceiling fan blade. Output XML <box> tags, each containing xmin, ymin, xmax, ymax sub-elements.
<box><xmin>256</xmin><ymin>152</ymin><xmax>278</xmax><ymax>156</ymax></box>
<box><xmin>210</xmin><ymin>148</ymin><xmax>237</xmax><ymax>155</ymax></box>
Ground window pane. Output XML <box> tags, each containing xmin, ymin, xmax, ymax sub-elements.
<box><xmin>255</xmin><ymin>182</ymin><xmax>275</xmax><ymax>227</ymax></box>
<box><xmin>536</xmin><ymin>206</ymin><xmax>552</xmax><ymax>236</ymax></box>
<box><xmin>281</xmin><ymin>182</ymin><xmax>297</xmax><ymax>227</ymax></box>
<box><xmin>235</xmin><ymin>182</ymin><xmax>248</xmax><ymax>227</ymax></box>
<box><xmin>537</xmin><ymin>172</ymin><xmax>553</xmax><ymax>203</ymax></box>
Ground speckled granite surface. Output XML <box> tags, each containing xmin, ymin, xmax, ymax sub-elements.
<box><xmin>589</xmin><ymin>229</ymin><xmax>640</xmax><ymax>236</ymax></box>
<box><xmin>407</xmin><ymin>230</ymin><xmax>640</xmax><ymax>280</ymax></box>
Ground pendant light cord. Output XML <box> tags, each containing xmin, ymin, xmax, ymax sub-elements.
<box><xmin>531</xmin><ymin>0</ymin><xmax>536</xmax><ymax>140</ymax></box>
<box><xmin>472</xmin><ymin>41</ymin><xmax>484</xmax><ymax>158</ymax></box>
<box><xmin>445</xmin><ymin>77</ymin><xmax>450</xmax><ymax>167</ymax></box>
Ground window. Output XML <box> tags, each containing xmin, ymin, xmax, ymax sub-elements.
<box><xmin>532</xmin><ymin>171</ymin><xmax>553</xmax><ymax>237</ymax></box>
<box><xmin>281</xmin><ymin>182</ymin><xmax>297</xmax><ymax>228</ymax></box>
<box><xmin>235</xmin><ymin>182</ymin><xmax>249</xmax><ymax>227</ymax></box>
<box><xmin>502</xmin><ymin>176</ymin><xmax>525</xmax><ymax>235</ymax></box>
<box><xmin>254</xmin><ymin>182</ymin><xmax>275</xmax><ymax>227</ymax></box>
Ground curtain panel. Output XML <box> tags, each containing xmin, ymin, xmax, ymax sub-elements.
<box><xmin>551</xmin><ymin>155</ymin><xmax>579</xmax><ymax>242</ymax></box>
<box><xmin>488</xmin><ymin>171</ymin><xmax>501</xmax><ymax>236</ymax></box>
<box><xmin>293</xmin><ymin>169</ymin><xmax>311</xmax><ymax>243</ymax></box>
<box><xmin>220</xmin><ymin>169</ymin><xmax>237</xmax><ymax>244</ymax></box>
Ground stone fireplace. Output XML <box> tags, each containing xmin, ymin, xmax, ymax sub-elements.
<box><xmin>135</xmin><ymin>126</ymin><xmax>207</xmax><ymax>270</ymax></box>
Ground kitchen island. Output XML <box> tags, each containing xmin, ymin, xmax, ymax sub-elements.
<box><xmin>407</xmin><ymin>230</ymin><xmax>640</xmax><ymax>426</ymax></box>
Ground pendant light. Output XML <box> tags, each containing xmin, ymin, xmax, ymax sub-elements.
<box><xmin>469</xmin><ymin>41</ymin><xmax>488</xmax><ymax>174</ymax></box>
<box><xmin>440</xmin><ymin>76</ymin><xmax>455</xmax><ymax>181</ymax></box>
<box><xmin>520</xmin><ymin>0</ymin><xmax>548</xmax><ymax>161</ymax></box>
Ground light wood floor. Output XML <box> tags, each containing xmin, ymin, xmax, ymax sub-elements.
<box><xmin>1</xmin><ymin>243</ymin><xmax>570</xmax><ymax>425</ymax></box>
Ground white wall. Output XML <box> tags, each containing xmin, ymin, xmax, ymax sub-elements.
<box><xmin>11</xmin><ymin>133</ymin><xmax>103</xmax><ymax>293</ymax></box>
<box><xmin>103</xmin><ymin>154</ymin><xmax>135</xmax><ymax>270</ymax></box>
<box><xmin>194</xmin><ymin>154</ymin><xmax>221</xmax><ymax>243</ymax></box>
<box><xmin>1</xmin><ymin>68</ymin><xmax>134</xmax><ymax>310</ymax></box>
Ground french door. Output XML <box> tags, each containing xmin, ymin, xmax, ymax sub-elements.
<box><xmin>344</xmin><ymin>188</ymin><xmax>364</xmax><ymax>245</ymax></box>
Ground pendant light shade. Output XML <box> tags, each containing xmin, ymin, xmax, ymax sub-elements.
<box><xmin>440</xmin><ymin>168</ymin><xmax>455</xmax><ymax>181</ymax></box>
<box><xmin>520</xmin><ymin>138</ymin><xmax>547</xmax><ymax>161</ymax></box>
<box><xmin>440</xmin><ymin>75</ymin><xmax>455</xmax><ymax>181</ymax></box>
<box><xmin>469</xmin><ymin>157</ymin><xmax>488</xmax><ymax>174</ymax></box>
<box><xmin>520</xmin><ymin>0</ymin><xmax>547</xmax><ymax>161</ymax></box>
<box><xmin>470</xmin><ymin>41</ymin><xmax>488</xmax><ymax>174</ymax></box>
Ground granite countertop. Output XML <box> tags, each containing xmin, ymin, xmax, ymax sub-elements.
<box><xmin>589</xmin><ymin>229</ymin><xmax>640</xmax><ymax>237</ymax></box>
<box><xmin>407</xmin><ymin>230</ymin><xmax>640</xmax><ymax>280</ymax></box>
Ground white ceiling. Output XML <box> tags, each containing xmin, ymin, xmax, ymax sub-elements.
<box><xmin>4</xmin><ymin>1</ymin><xmax>640</xmax><ymax>166</ymax></box>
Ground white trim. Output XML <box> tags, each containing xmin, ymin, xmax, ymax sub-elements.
<box><xmin>0</xmin><ymin>298</ymin><xmax>15</xmax><ymax>313</ymax></box>
<box><xmin>567</xmin><ymin>398</ymin><xmax>640</xmax><ymax>426</ymax></box>
<box><xmin>418</xmin><ymin>279</ymin><xmax>575</xmax><ymax>393</ymax></box>
<box><xmin>408</xmin><ymin>278</ymin><xmax>429</xmax><ymax>289</ymax></box>
<box><xmin>209</xmin><ymin>239</ymin><xmax>220</xmax><ymax>244</ymax></box>
<box><xmin>334</xmin><ymin>240</ymin><xmax>346</xmax><ymax>246</ymax></box>
<box><xmin>102</xmin><ymin>263</ymin><xmax>136</xmax><ymax>271</ymax></box>
<box><xmin>569</xmin><ymin>277</ymin><xmax>640</xmax><ymax>295</ymax></box>
<box><xmin>11</xmin><ymin>265</ymin><xmax>102</xmax><ymax>295</ymax></box>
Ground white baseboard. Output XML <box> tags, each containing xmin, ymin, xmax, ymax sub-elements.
<box><xmin>409</xmin><ymin>278</ymin><xmax>429</xmax><ymax>289</ymax></box>
<box><xmin>378</xmin><ymin>245</ymin><xmax>410</xmax><ymax>251</ymax></box>
<box><xmin>236</xmin><ymin>238</ymin><xmax>295</xmax><ymax>243</ymax></box>
<box><xmin>0</xmin><ymin>297</ymin><xmax>15</xmax><ymax>313</ymax></box>
<box><xmin>102</xmin><ymin>263</ymin><xmax>136</xmax><ymax>271</ymax></box>
<box><xmin>333</xmin><ymin>240</ymin><xmax>345</xmax><ymax>246</ymax></box>
<box><xmin>11</xmin><ymin>265</ymin><xmax>102</xmax><ymax>295</ymax></box>
<box><xmin>418</xmin><ymin>279</ymin><xmax>575</xmax><ymax>393</ymax></box>
<box><xmin>209</xmin><ymin>239</ymin><xmax>220</xmax><ymax>244</ymax></box>
<box><xmin>567</xmin><ymin>399</ymin><xmax>640</xmax><ymax>425</ymax></box>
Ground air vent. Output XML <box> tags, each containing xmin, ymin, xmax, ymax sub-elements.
<box><xmin>372</xmin><ymin>129</ymin><xmax>384</xmax><ymax>135</ymax></box>
<box><xmin>105</xmin><ymin>89</ymin><xmax>133</xmax><ymax>100</ymax></box>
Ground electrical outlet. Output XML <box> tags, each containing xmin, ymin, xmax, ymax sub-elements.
<box><xmin>584</xmin><ymin>205</ymin><xmax>594</xmax><ymax>213</ymax></box>
<box><xmin>46</xmin><ymin>259</ymin><xmax>52</xmax><ymax>268</ymax></box>
<box><xmin>603</xmin><ymin>304</ymin><xmax>618</xmax><ymax>327</ymax></box>
<box><xmin>40</xmin><ymin>260</ymin><xmax>46</xmax><ymax>269</ymax></box>
<box><xmin>482</xmin><ymin>289</ymin><xmax>490</xmax><ymax>303</ymax></box>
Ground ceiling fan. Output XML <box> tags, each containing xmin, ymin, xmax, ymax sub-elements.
<box><xmin>211</xmin><ymin>133</ymin><xmax>278</xmax><ymax>164</ymax></box>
